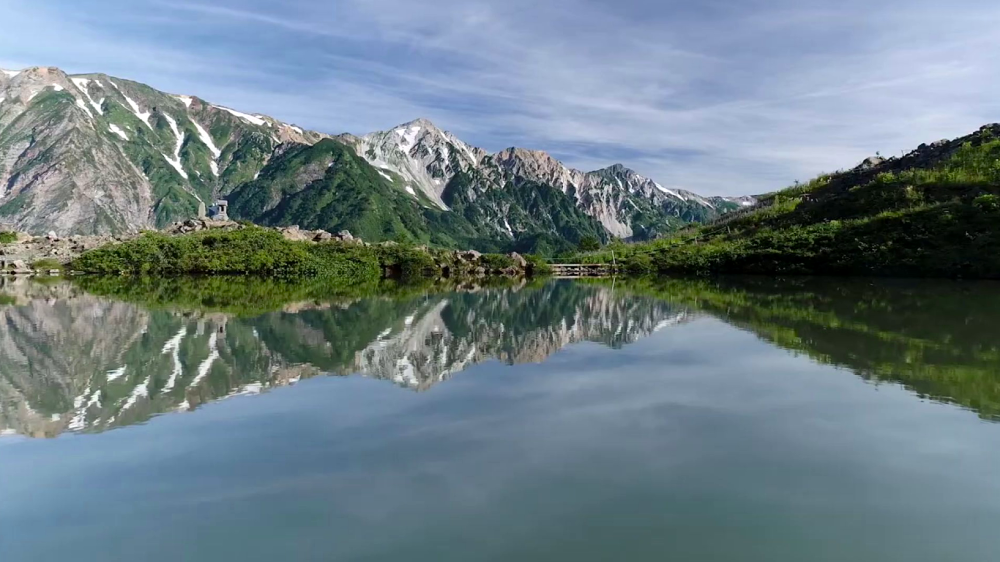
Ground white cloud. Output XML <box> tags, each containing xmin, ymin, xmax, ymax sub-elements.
<box><xmin>2</xmin><ymin>0</ymin><xmax>1000</xmax><ymax>195</ymax></box>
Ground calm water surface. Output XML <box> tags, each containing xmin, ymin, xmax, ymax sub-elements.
<box><xmin>1</xmin><ymin>276</ymin><xmax>998</xmax><ymax>561</ymax></box>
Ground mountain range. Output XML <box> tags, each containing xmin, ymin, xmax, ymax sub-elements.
<box><xmin>1</xmin><ymin>66</ymin><xmax>752</xmax><ymax>253</ymax></box>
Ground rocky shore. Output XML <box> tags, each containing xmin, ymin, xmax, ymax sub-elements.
<box><xmin>2</xmin><ymin>220</ymin><xmax>543</xmax><ymax>278</ymax></box>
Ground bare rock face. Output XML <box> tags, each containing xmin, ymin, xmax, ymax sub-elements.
<box><xmin>0</xmin><ymin>66</ymin><xmax>327</xmax><ymax>236</ymax></box>
<box><xmin>340</xmin><ymin>118</ymin><xmax>488</xmax><ymax>210</ymax></box>
<box><xmin>165</xmin><ymin>218</ymin><xmax>241</xmax><ymax>235</ymax></box>
<box><xmin>1</xmin><ymin>232</ymin><xmax>116</xmax><ymax>269</ymax></box>
<box><xmin>345</xmin><ymin>118</ymin><xmax>754</xmax><ymax>241</ymax></box>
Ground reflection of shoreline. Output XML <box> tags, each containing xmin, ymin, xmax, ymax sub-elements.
<box><xmin>0</xmin><ymin>281</ymin><xmax>687</xmax><ymax>437</ymax></box>
<box><xmin>616</xmin><ymin>276</ymin><xmax>1000</xmax><ymax>422</ymax></box>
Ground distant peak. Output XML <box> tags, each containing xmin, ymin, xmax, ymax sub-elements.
<box><xmin>592</xmin><ymin>163</ymin><xmax>635</xmax><ymax>176</ymax></box>
<box><xmin>495</xmin><ymin>146</ymin><xmax>555</xmax><ymax>160</ymax></box>
<box><xmin>397</xmin><ymin>117</ymin><xmax>439</xmax><ymax>131</ymax></box>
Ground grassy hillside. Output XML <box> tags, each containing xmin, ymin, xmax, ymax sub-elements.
<box><xmin>580</xmin><ymin>124</ymin><xmax>1000</xmax><ymax>278</ymax></box>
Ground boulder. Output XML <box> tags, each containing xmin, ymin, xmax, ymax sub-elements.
<box><xmin>312</xmin><ymin>230</ymin><xmax>333</xmax><ymax>242</ymax></box>
<box><xmin>509</xmin><ymin>252</ymin><xmax>528</xmax><ymax>268</ymax></box>
<box><xmin>279</xmin><ymin>226</ymin><xmax>312</xmax><ymax>242</ymax></box>
<box><xmin>459</xmin><ymin>250</ymin><xmax>482</xmax><ymax>262</ymax></box>
<box><xmin>337</xmin><ymin>230</ymin><xmax>355</xmax><ymax>242</ymax></box>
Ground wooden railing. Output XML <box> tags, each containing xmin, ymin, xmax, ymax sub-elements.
<box><xmin>549</xmin><ymin>263</ymin><xmax>618</xmax><ymax>277</ymax></box>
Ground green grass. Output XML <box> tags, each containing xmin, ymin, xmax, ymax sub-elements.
<box><xmin>31</xmin><ymin>258</ymin><xmax>64</xmax><ymax>272</ymax></box>
<box><xmin>0</xmin><ymin>231</ymin><xmax>17</xmax><ymax>244</ymax></box>
<box><xmin>70</xmin><ymin>226</ymin><xmax>547</xmax><ymax>281</ymax></box>
<box><xmin>571</xmin><ymin>128</ymin><xmax>1000</xmax><ymax>279</ymax></box>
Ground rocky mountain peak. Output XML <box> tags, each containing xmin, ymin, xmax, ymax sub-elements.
<box><xmin>3</xmin><ymin>64</ymin><xmax>755</xmax><ymax>244</ymax></box>
<box><xmin>493</xmin><ymin>147</ymin><xmax>583</xmax><ymax>193</ymax></box>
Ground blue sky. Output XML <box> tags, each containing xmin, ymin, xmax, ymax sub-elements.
<box><xmin>1</xmin><ymin>0</ymin><xmax>998</xmax><ymax>195</ymax></box>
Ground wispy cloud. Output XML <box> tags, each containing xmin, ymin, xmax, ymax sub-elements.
<box><xmin>2</xmin><ymin>0</ymin><xmax>999</xmax><ymax>194</ymax></box>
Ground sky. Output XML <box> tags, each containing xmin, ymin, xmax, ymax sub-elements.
<box><xmin>1</xmin><ymin>0</ymin><xmax>999</xmax><ymax>196</ymax></box>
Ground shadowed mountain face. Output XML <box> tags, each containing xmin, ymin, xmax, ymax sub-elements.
<box><xmin>0</xmin><ymin>278</ymin><xmax>687</xmax><ymax>437</ymax></box>
<box><xmin>2</xmin><ymin>275</ymin><xmax>997</xmax><ymax>439</ymax></box>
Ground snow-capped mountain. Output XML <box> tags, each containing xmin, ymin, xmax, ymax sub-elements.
<box><xmin>341</xmin><ymin>118</ymin><xmax>753</xmax><ymax>239</ymax></box>
<box><xmin>0</xmin><ymin>66</ymin><xmax>323</xmax><ymax>234</ymax></box>
<box><xmin>340</xmin><ymin>118</ymin><xmax>488</xmax><ymax>210</ymax></box>
<box><xmin>1</xmin><ymin>66</ymin><xmax>752</xmax><ymax>245</ymax></box>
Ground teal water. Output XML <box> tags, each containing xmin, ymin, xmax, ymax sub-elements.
<box><xmin>1</xmin><ymin>277</ymin><xmax>999</xmax><ymax>561</ymax></box>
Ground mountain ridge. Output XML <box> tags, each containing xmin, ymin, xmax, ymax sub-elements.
<box><xmin>2</xmin><ymin>65</ymin><xmax>751</xmax><ymax>249</ymax></box>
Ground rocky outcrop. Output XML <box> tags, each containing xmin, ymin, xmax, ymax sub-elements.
<box><xmin>1</xmin><ymin>232</ymin><xmax>117</xmax><ymax>271</ymax></box>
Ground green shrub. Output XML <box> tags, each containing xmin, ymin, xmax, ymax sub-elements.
<box><xmin>373</xmin><ymin>244</ymin><xmax>439</xmax><ymax>278</ymax></box>
<box><xmin>523</xmin><ymin>254</ymin><xmax>553</xmax><ymax>276</ymax></box>
<box><xmin>578</xmin><ymin>235</ymin><xmax>601</xmax><ymax>252</ymax></box>
<box><xmin>480</xmin><ymin>253</ymin><xmax>516</xmax><ymax>271</ymax></box>
<box><xmin>0</xmin><ymin>231</ymin><xmax>17</xmax><ymax>244</ymax></box>
<box><xmin>623</xmin><ymin>253</ymin><xmax>654</xmax><ymax>274</ymax></box>
<box><xmin>31</xmin><ymin>258</ymin><xmax>64</xmax><ymax>272</ymax></box>
<box><xmin>73</xmin><ymin>228</ymin><xmax>323</xmax><ymax>277</ymax></box>
<box><xmin>973</xmin><ymin>194</ymin><xmax>1000</xmax><ymax>212</ymax></box>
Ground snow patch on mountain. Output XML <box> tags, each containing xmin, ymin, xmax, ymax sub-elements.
<box><xmin>191</xmin><ymin>119</ymin><xmax>222</xmax><ymax>176</ymax></box>
<box><xmin>75</xmin><ymin>98</ymin><xmax>94</xmax><ymax>118</ymax></box>
<box><xmin>175</xmin><ymin>95</ymin><xmax>193</xmax><ymax>108</ymax></box>
<box><xmin>162</xmin><ymin>113</ymin><xmax>188</xmax><ymax>180</ymax></box>
<box><xmin>70</xmin><ymin>77</ymin><xmax>104</xmax><ymax>115</ymax></box>
<box><xmin>395</xmin><ymin>125</ymin><xmax>422</xmax><ymax>149</ymax></box>
<box><xmin>110</xmin><ymin>80</ymin><xmax>151</xmax><ymax>128</ymax></box>
<box><xmin>214</xmin><ymin>105</ymin><xmax>266</xmax><ymax>126</ymax></box>
<box><xmin>106</xmin><ymin>366</ymin><xmax>127</xmax><ymax>382</ymax></box>
<box><xmin>1</xmin><ymin>69</ymin><xmax>21</xmax><ymax>78</ymax></box>
<box><xmin>108</xmin><ymin>124</ymin><xmax>129</xmax><ymax>141</ymax></box>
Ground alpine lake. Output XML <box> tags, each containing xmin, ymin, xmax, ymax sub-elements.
<box><xmin>1</xmin><ymin>274</ymin><xmax>998</xmax><ymax>561</ymax></box>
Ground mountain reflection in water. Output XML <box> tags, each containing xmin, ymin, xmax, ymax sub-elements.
<box><xmin>1</xmin><ymin>275</ymin><xmax>997</xmax><ymax>438</ymax></box>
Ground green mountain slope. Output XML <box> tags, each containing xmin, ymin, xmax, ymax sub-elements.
<box><xmin>597</xmin><ymin>124</ymin><xmax>1000</xmax><ymax>278</ymax></box>
<box><xmin>227</xmin><ymin>139</ymin><xmax>608</xmax><ymax>252</ymax></box>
